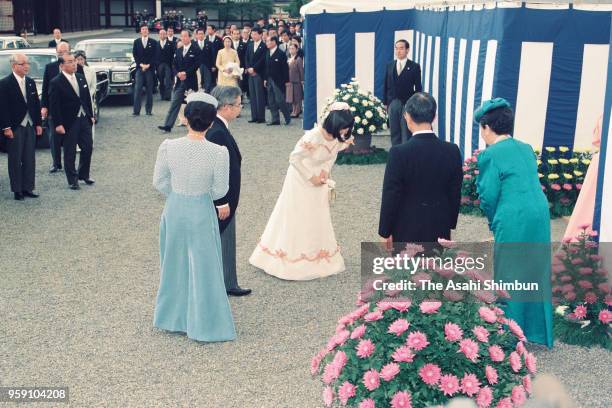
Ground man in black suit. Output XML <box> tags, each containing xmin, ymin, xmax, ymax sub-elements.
<box><xmin>264</xmin><ymin>36</ymin><xmax>290</xmax><ymax>126</ymax></box>
<box><xmin>194</xmin><ymin>28</ymin><xmax>212</xmax><ymax>93</ymax></box>
<box><xmin>237</xmin><ymin>28</ymin><xmax>251</xmax><ymax>97</ymax></box>
<box><xmin>0</xmin><ymin>54</ymin><xmax>43</xmax><ymax>200</ymax></box>
<box><xmin>158</xmin><ymin>30</ymin><xmax>199</xmax><ymax>133</ymax></box>
<box><xmin>132</xmin><ymin>25</ymin><xmax>158</xmax><ymax>115</ymax></box>
<box><xmin>245</xmin><ymin>28</ymin><xmax>266</xmax><ymax>123</ymax></box>
<box><xmin>384</xmin><ymin>40</ymin><xmax>422</xmax><ymax>145</ymax></box>
<box><xmin>166</xmin><ymin>26</ymin><xmax>177</xmax><ymax>45</ymax></box>
<box><xmin>379</xmin><ymin>93</ymin><xmax>462</xmax><ymax>249</ymax></box>
<box><xmin>42</xmin><ymin>41</ymin><xmax>83</xmax><ymax>173</ymax></box>
<box><xmin>204</xmin><ymin>25</ymin><xmax>223</xmax><ymax>91</ymax></box>
<box><xmin>49</xmin><ymin>53</ymin><xmax>95</xmax><ymax>190</ymax></box>
<box><xmin>209</xmin><ymin>86</ymin><xmax>251</xmax><ymax>297</ymax></box>
<box><xmin>156</xmin><ymin>29</ymin><xmax>174</xmax><ymax>101</ymax></box>
<box><xmin>48</xmin><ymin>28</ymin><xmax>68</xmax><ymax>48</ymax></box>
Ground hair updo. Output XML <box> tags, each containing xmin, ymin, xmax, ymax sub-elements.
<box><xmin>184</xmin><ymin>101</ymin><xmax>217</xmax><ymax>131</ymax></box>
<box><xmin>479</xmin><ymin>106</ymin><xmax>514</xmax><ymax>136</ymax></box>
<box><xmin>322</xmin><ymin>109</ymin><xmax>355</xmax><ymax>141</ymax></box>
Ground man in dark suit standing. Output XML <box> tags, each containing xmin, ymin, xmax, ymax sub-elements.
<box><xmin>237</xmin><ymin>27</ymin><xmax>251</xmax><ymax>97</ymax></box>
<box><xmin>156</xmin><ymin>29</ymin><xmax>174</xmax><ymax>101</ymax></box>
<box><xmin>205</xmin><ymin>25</ymin><xmax>223</xmax><ymax>91</ymax></box>
<box><xmin>384</xmin><ymin>40</ymin><xmax>422</xmax><ymax>145</ymax></box>
<box><xmin>49</xmin><ymin>53</ymin><xmax>95</xmax><ymax>190</ymax></box>
<box><xmin>158</xmin><ymin>30</ymin><xmax>199</xmax><ymax>133</ymax></box>
<box><xmin>209</xmin><ymin>86</ymin><xmax>251</xmax><ymax>297</ymax></box>
<box><xmin>245</xmin><ymin>28</ymin><xmax>266</xmax><ymax>123</ymax></box>
<box><xmin>379</xmin><ymin>93</ymin><xmax>462</xmax><ymax>249</ymax></box>
<box><xmin>48</xmin><ymin>28</ymin><xmax>68</xmax><ymax>48</ymax></box>
<box><xmin>166</xmin><ymin>26</ymin><xmax>177</xmax><ymax>45</ymax></box>
<box><xmin>0</xmin><ymin>54</ymin><xmax>43</xmax><ymax>200</ymax></box>
<box><xmin>194</xmin><ymin>28</ymin><xmax>212</xmax><ymax>93</ymax></box>
<box><xmin>42</xmin><ymin>41</ymin><xmax>83</xmax><ymax>173</ymax></box>
<box><xmin>132</xmin><ymin>24</ymin><xmax>158</xmax><ymax>115</ymax></box>
<box><xmin>264</xmin><ymin>36</ymin><xmax>290</xmax><ymax>126</ymax></box>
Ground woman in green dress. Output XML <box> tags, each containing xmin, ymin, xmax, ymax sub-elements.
<box><xmin>475</xmin><ymin>98</ymin><xmax>553</xmax><ymax>348</ymax></box>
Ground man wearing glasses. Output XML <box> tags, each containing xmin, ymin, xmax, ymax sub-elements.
<box><xmin>0</xmin><ymin>54</ymin><xmax>43</xmax><ymax>200</ymax></box>
<box><xmin>208</xmin><ymin>86</ymin><xmax>251</xmax><ymax>297</ymax></box>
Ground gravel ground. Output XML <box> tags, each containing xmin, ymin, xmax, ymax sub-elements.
<box><xmin>0</xmin><ymin>98</ymin><xmax>610</xmax><ymax>407</ymax></box>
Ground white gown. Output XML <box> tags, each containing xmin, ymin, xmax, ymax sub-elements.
<box><xmin>249</xmin><ymin>127</ymin><xmax>349</xmax><ymax>280</ymax></box>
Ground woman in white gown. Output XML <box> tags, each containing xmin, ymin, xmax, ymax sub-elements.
<box><xmin>249</xmin><ymin>103</ymin><xmax>354</xmax><ymax>280</ymax></box>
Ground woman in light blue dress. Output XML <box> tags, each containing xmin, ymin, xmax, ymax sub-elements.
<box><xmin>152</xmin><ymin>93</ymin><xmax>236</xmax><ymax>342</ymax></box>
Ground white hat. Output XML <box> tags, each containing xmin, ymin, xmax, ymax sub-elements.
<box><xmin>185</xmin><ymin>91</ymin><xmax>218</xmax><ymax>108</ymax></box>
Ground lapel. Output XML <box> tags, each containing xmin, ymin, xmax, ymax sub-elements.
<box><xmin>8</xmin><ymin>74</ymin><xmax>27</xmax><ymax>106</ymax></box>
<box><xmin>60</xmin><ymin>73</ymin><xmax>79</xmax><ymax>98</ymax></box>
<box><xmin>215</xmin><ymin>117</ymin><xmax>241</xmax><ymax>161</ymax></box>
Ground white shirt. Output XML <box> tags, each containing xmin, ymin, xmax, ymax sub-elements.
<box><xmin>412</xmin><ymin>129</ymin><xmax>433</xmax><ymax>137</ymax></box>
<box><xmin>183</xmin><ymin>43</ymin><xmax>191</xmax><ymax>57</ymax></box>
<box><xmin>141</xmin><ymin>36</ymin><xmax>148</xmax><ymax>47</ymax></box>
<box><xmin>396</xmin><ymin>57</ymin><xmax>408</xmax><ymax>75</ymax></box>
<box><xmin>198</xmin><ymin>40</ymin><xmax>204</xmax><ymax>49</ymax></box>
<box><xmin>253</xmin><ymin>40</ymin><xmax>261</xmax><ymax>50</ymax></box>
<box><xmin>62</xmin><ymin>71</ymin><xmax>86</xmax><ymax>117</ymax></box>
<box><xmin>160</xmin><ymin>39</ymin><xmax>166</xmax><ymax>48</ymax></box>
<box><xmin>167</xmin><ymin>35</ymin><xmax>174</xmax><ymax>42</ymax></box>
<box><xmin>233</xmin><ymin>40</ymin><xmax>239</xmax><ymax>49</ymax></box>
<box><xmin>13</xmin><ymin>72</ymin><xmax>32</xmax><ymax>126</ymax></box>
<box><xmin>269</xmin><ymin>46</ymin><xmax>277</xmax><ymax>57</ymax></box>
<box><xmin>208</xmin><ymin>35</ymin><xmax>216</xmax><ymax>42</ymax></box>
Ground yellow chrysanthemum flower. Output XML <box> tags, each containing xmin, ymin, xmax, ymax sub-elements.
<box><xmin>574</xmin><ymin>170</ymin><xmax>583</xmax><ymax>177</ymax></box>
<box><xmin>559</xmin><ymin>158</ymin><xmax>570</xmax><ymax>164</ymax></box>
<box><xmin>547</xmin><ymin>159</ymin><xmax>558</xmax><ymax>165</ymax></box>
<box><xmin>569</xmin><ymin>158</ymin><xmax>579</xmax><ymax>164</ymax></box>
<box><xmin>538</xmin><ymin>173</ymin><xmax>544</xmax><ymax>178</ymax></box>
<box><xmin>563</xmin><ymin>173</ymin><xmax>573</xmax><ymax>179</ymax></box>
<box><xmin>582</xmin><ymin>159</ymin><xmax>591</xmax><ymax>165</ymax></box>
<box><xmin>559</xmin><ymin>146</ymin><xmax>569</xmax><ymax>152</ymax></box>
<box><xmin>545</xmin><ymin>147</ymin><xmax>556</xmax><ymax>152</ymax></box>
<box><xmin>548</xmin><ymin>173</ymin><xmax>559</xmax><ymax>180</ymax></box>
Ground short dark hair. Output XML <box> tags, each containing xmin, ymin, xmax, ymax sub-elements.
<box><xmin>479</xmin><ymin>106</ymin><xmax>514</xmax><ymax>135</ymax></box>
<box><xmin>323</xmin><ymin>110</ymin><xmax>355</xmax><ymax>141</ymax></box>
<box><xmin>57</xmin><ymin>53</ymin><xmax>74</xmax><ymax>64</ymax></box>
<box><xmin>184</xmin><ymin>101</ymin><xmax>217</xmax><ymax>131</ymax></box>
<box><xmin>208</xmin><ymin>24</ymin><xmax>216</xmax><ymax>30</ymax></box>
<box><xmin>252</xmin><ymin>27</ymin><xmax>263</xmax><ymax>35</ymax></box>
<box><xmin>395</xmin><ymin>39</ymin><xmax>410</xmax><ymax>49</ymax></box>
<box><xmin>404</xmin><ymin>92</ymin><xmax>437</xmax><ymax>124</ymax></box>
<box><xmin>267</xmin><ymin>36</ymin><xmax>278</xmax><ymax>45</ymax></box>
<box><xmin>140</xmin><ymin>23</ymin><xmax>148</xmax><ymax>30</ymax></box>
<box><xmin>196</xmin><ymin>28</ymin><xmax>205</xmax><ymax>34</ymax></box>
<box><xmin>244</xmin><ymin>23</ymin><xmax>253</xmax><ymax>28</ymax></box>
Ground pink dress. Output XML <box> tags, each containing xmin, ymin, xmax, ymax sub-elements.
<box><xmin>563</xmin><ymin>117</ymin><xmax>602</xmax><ymax>241</ymax></box>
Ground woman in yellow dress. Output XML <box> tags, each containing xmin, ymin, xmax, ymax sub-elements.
<box><xmin>215</xmin><ymin>36</ymin><xmax>241</xmax><ymax>87</ymax></box>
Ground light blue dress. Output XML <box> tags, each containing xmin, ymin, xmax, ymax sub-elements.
<box><xmin>477</xmin><ymin>138</ymin><xmax>553</xmax><ymax>348</ymax></box>
<box><xmin>153</xmin><ymin>137</ymin><xmax>236</xmax><ymax>342</ymax></box>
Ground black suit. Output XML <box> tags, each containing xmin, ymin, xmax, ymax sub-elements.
<box><xmin>384</xmin><ymin>59</ymin><xmax>422</xmax><ymax>145</ymax></box>
<box><xmin>157</xmin><ymin>39</ymin><xmax>175</xmax><ymax>100</ymax></box>
<box><xmin>265</xmin><ymin>48</ymin><xmax>290</xmax><ymax>123</ymax></box>
<box><xmin>208</xmin><ymin>116</ymin><xmax>242</xmax><ymax>290</ymax></box>
<box><xmin>194</xmin><ymin>39</ymin><xmax>212</xmax><ymax>92</ymax></box>
<box><xmin>48</xmin><ymin>39</ymin><xmax>68</xmax><ymax>48</ymax></box>
<box><xmin>245</xmin><ymin>40</ymin><xmax>267</xmax><ymax>122</ymax></box>
<box><xmin>379</xmin><ymin>132</ymin><xmax>462</xmax><ymax>244</ymax></box>
<box><xmin>0</xmin><ymin>74</ymin><xmax>42</xmax><ymax>193</ymax></box>
<box><xmin>49</xmin><ymin>72</ymin><xmax>94</xmax><ymax>186</ymax></box>
<box><xmin>162</xmin><ymin>44</ymin><xmax>199</xmax><ymax>129</ymax></box>
<box><xmin>132</xmin><ymin>37</ymin><xmax>159</xmax><ymax>114</ymax></box>
<box><xmin>42</xmin><ymin>61</ymin><xmax>83</xmax><ymax>168</ymax></box>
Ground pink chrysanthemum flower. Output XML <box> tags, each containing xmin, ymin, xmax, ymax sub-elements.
<box><xmin>438</xmin><ymin>374</ymin><xmax>460</xmax><ymax>396</ymax></box>
<box><xmin>418</xmin><ymin>363</ymin><xmax>441</xmax><ymax>385</ymax></box>
<box><xmin>599</xmin><ymin>310</ymin><xmax>612</xmax><ymax>324</ymax></box>
<box><xmin>525</xmin><ymin>352</ymin><xmax>537</xmax><ymax>374</ymax></box>
<box><xmin>472</xmin><ymin>325</ymin><xmax>489</xmax><ymax>343</ymax></box>
<box><xmin>380</xmin><ymin>362</ymin><xmax>401</xmax><ymax>381</ymax></box>
<box><xmin>323</xmin><ymin>386</ymin><xmax>334</xmax><ymax>407</ymax></box>
<box><xmin>351</xmin><ymin>324</ymin><xmax>367</xmax><ymax>340</ymax></box>
<box><xmin>461</xmin><ymin>373</ymin><xmax>481</xmax><ymax>396</ymax></box>
<box><xmin>574</xmin><ymin>305</ymin><xmax>587</xmax><ymax>319</ymax></box>
<box><xmin>496</xmin><ymin>397</ymin><xmax>513</xmax><ymax>408</ymax></box>
<box><xmin>523</xmin><ymin>375</ymin><xmax>532</xmax><ymax>394</ymax></box>
<box><xmin>364</xmin><ymin>310</ymin><xmax>384</xmax><ymax>322</ymax></box>
<box><xmin>507</xmin><ymin>319</ymin><xmax>526</xmax><ymax>341</ymax></box>
<box><xmin>511</xmin><ymin>385</ymin><xmax>527</xmax><ymax>406</ymax></box>
<box><xmin>388</xmin><ymin>319</ymin><xmax>410</xmax><ymax>336</ymax></box>
<box><xmin>509</xmin><ymin>351</ymin><xmax>522</xmax><ymax>372</ymax></box>
<box><xmin>485</xmin><ymin>365</ymin><xmax>498</xmax><ymax>384</ymax></box>
<box><xmin>356</xmin><ymin>339</ymin><xmax>376</xmax><ymax>359</ymax></box>
<box><xmin>476</xmin><ymin>386</ymin><xmax>493</xmax><ymax>408</ymax></box>
<box><xmin>392</xmin><ymin>345</ymin><xmax>415</xmax><ymax>363</ymax></box>
<box><xmin>479</xmin><ymin>307</ymin><xmax>497</xmax><ymax>323</ymax></box>
<box><xmin>420</xmin><ymin>300</ymin><xmax>442</xmax><ymax>314</ymax></box>
<box><xmin>444</xmin><ymin>322</ymin><xmax>463</xmax><ymax>342</ymax></box>
<box><xmin>391</xmin><ymin>300</ymin><xmax>412</xmax><ymax>312</ymax></box>
<box><xmin>458</xmin><ymin>338</ymin><xmax>479</xmax><ymax>362</ymax></box>
<box><xmin>390</xmin><ymin>391</ymin><xmax>412</xmax><ymax>408</ymax></box>
<box><xmin>363</xmin><ymin>369</ymin><xmax>380</xmax><ymax>391</ymax></box>
<box><xmin>406</xmin><ymin>331</ymin><xmax>429</xmax><ymax>351</ymax></box>
<box><xmin>488</xmin><ymin>345</ymin><xmax>505</xmax><ymax>362</ymax></box>
<box><xmin>515</xmin><ymin>341</ymin><xmax>527</xmax><ymax>356</ymax></box>
<box><xmin>338</xmin><ymin>381</ymin><xmax>356</xmax><ymax>405</ymax></box>
<box><xmin>322</xmin><ymin>362</ymin><xmax>341</xmax><ymax>384</ymax></box>
<box><xmin>359</xmin><ymin>398</ymin><xmax>376</xmax><ymax>408</ymax></box>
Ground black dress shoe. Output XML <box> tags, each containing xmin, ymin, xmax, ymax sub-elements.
<box><xmin>284</xmin><ymin>118</ymin><xmax>291</xmax><ymax>125</ymax></box>
<box><xmin>14</xmin><ymin>192</ymin><xmax>24</xmax><ymax>201</ymax></box>
<box><xmin>80</xmin><ymin>178</ymin><xmax>95</xmax><ymax>185</ymax></box>
<box><xmin>248</xmin><ymin>119</ymin><xmax>258</xmax><ymax>123</ymax></box>
<box><xmin>158</xmin><ymin>125</ymin><xmax>171</xmax><ymax>133</ymax></box>
<box><xmin>227</xmin><ymin>287</ymin><xmax>252</xmax><ymax>297</ymax></box>
<box><xmin>49</xmin><ymin>165</ymin><xmax>61</xmax><ymax>173</ymax></box>
<box><xmin>69</xmin><ymin>183</ymin><xmax>80</xmax><ymax>190</ymax></box>
<box><xmin>22</xmin><ymin>191</ymin><xmax>39</xmax><ymax>198</ymax></box>
<box><xmin>146</xmin><ymin>112</ymin><xmax>153</xmax><ymax>116</ymax></box>
<box><xmin>257</xmin><ymin>120</ymin><xmax>267</xmax><ymax>124</ymax></box>
<box><xmin>267</xmin><ymin>121</ymin><xmax>280</xmax><ymax>126</ymax></box>
<box><xmin>132</xmin><ymin>112</ymin><xmax>140</xmax><ymax>116</ymax></box>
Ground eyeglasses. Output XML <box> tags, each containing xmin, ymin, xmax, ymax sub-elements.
<box><xmin>230</xmin><ymin>103</ymin><xmax>243</xmax><ymax>108</ymax></box>
<box><xmin>14</xmin><ymin>62</ymin><xmax>29</xmax><ymax>66</ymax></box>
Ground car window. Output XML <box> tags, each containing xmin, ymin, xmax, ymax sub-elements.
<box><xmin>76</xmin><ymin>42</ymin><xmax>133</xmax><ymax>61</ymax></box>
<box><xmin>0</xmin><ymin>40</ymin><xmax>4</xmax><ymax>48</ymax></box>
<box><xmin>0</xmin><ymin>54</ymin><xmax>57</xmax><ymax>79</ymax></box>
<box><xmin>16</xmin><ymin>40</ymin><xmax>29</xmax><ymax>48</ymax></box>
<box><xmin>6</xmin><ymin>41</ymin><xmax>15</xmax><ymax>49</ymax></box>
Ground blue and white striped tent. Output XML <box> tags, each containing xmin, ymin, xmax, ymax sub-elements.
<box><xmin>302</xmin><ymin>1</ymin><xmax>612</xmax><ymax>239</ymax></box>
<box><xmin>301</xmin><ymin>1</ymin><xmax>612</xmax><ymax>158</ymax></box>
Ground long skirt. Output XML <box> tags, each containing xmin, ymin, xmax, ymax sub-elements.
<box><xmin>153</xmin><ymin>192</ymin><xmax>236</xmax><ymax>342</ymax></box>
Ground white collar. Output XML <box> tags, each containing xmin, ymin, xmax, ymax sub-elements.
<box><xmin>62</xmin><ymin>71</ymin><xmax>75</xmax><ymax>80</ymax></box>
<box><xmin>254</xmin><ymin>40</ymin><xmax>261</xmax><ymax>47</ymax></box>
<box><xmin>13</xmin><ymin>72</ymin><xmax>25</xmax><ymax>83</ymax></box>
<box><xmin>168</xmin><ymin>36</ymin><xmax>174</xmax><ymax>41</ymax></box>
<box><xmin>412</xmin><ymin>129</ymin><xmax>433</xmax><ymax>136</ymax></box>
<box><xmin>269</xmin><ymin>46</ymin><xmax>277</xmax><ymax>55</ymax></box>
<box><xmin>142</xmin><ymin>37</ymin><xmax>148</xmax><ymax>42</ymax></box>
<box><xmin>216</xmin><ymin>114</ymin><xmax>229</xmax><ymax>129</ymax></box>
<box><xmin>183</xmin><ymin>43</ymin><xmax>191</xmax><ymax>52</ymax></box>
<box><xmin>208</xmin><ymin>35</ymin><xmax>216</xmax><ymax>42</ymax></box>
<box><xmin>397</xmin><ymin>57</ymin><xmax>408</xmax><ymax>65</ymax></box>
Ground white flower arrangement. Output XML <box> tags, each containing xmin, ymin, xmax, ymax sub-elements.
<box><xmin>320</xmin><ymin>80</ymin><xmax>388</xmax><ymax>136</ymax></box>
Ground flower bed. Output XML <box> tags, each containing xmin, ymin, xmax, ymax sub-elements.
<box><xmin>460</xmin><ymin>147</ymin><xmax>593</xmax><ymax>218</ymax></box>
<box><xmin>552</xmin><ymin>227</ymin><xmax>611</xmax><ymax>350</ymax></box>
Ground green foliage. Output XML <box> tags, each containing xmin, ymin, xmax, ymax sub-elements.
<box><xmin>285</xmin><ymin>0</ymin><xmax>311</xmax><ymax>17</ymax></box>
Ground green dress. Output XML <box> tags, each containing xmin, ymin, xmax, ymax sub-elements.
<box><xmin>477</xmin><ymin>138</ymin><xmax>553</xmax><ymax>347</ymax></box>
